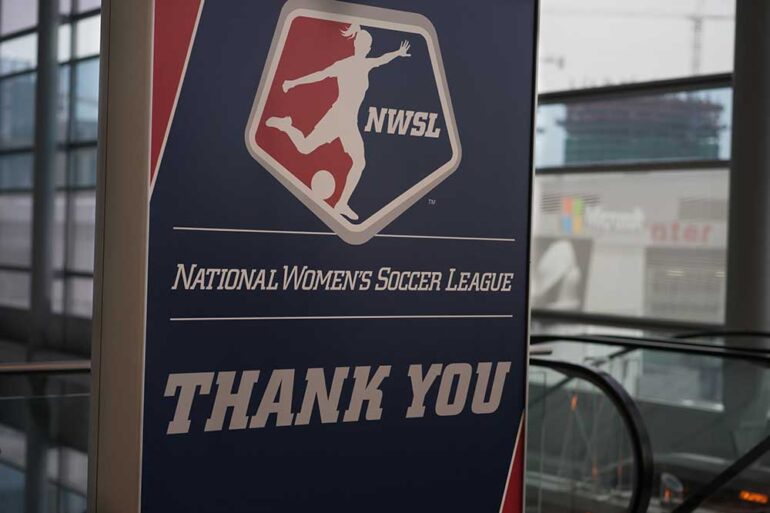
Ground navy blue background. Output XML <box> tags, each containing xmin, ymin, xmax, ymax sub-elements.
<box><xmin>351</xmin><ymin>25</ymin><xmax>453</xmax><ymax>218</ymax></box>
<box><xmin>142</xmin><ymin>1</ymin><xmax>537</xmax><ymax>511</ymax></box>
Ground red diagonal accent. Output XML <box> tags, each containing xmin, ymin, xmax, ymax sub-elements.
<box><xmin>501</xmin><ymin>418</ymin><xmax>525</xmax><ymax>513</ymax></box>
<box><xmin>151</xmin><ymin>0</ymin><xmax>203</xmax><ymax>181</ymax></box>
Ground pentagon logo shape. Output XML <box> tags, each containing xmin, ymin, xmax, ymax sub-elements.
<box><xmin>246</xmin><ymin>0</ymin><xmax>461</xmax><ymax>245</ymax></box>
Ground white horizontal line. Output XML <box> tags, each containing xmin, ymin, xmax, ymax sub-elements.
<box><xmin>173</xmin><ymin>226</ymin><xmax>515</xmax><ymax>243</ymax></box>
<box><xmin>173</xmin><ymin>226</ymin><xmax>336</xmax><ymax>237</ymax></box>
<box><xmin>374</xmin><ymin>233</ymin><xmax>515</xmax><ymax>242</ymax></box>
<box><xmin>170</xmin><ymin>314</ymin><xmax>513</xmax><ymax>322</ymax></box>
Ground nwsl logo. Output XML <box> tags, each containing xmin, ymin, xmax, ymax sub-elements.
<box><xmin>246</xmin><ymin>0</ymin><xmax>461</xmax><ymax>244</ymax></box>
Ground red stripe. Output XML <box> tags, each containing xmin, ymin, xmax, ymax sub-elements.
<box><xmin>151</xmin><ymin>0</ymin><xmax>202</xmax><ymax>180</ymax></box>
<box><xmin>501</xmin><ymin>419</ymin><xmax>525</xmax><ymax>513</ymax></box>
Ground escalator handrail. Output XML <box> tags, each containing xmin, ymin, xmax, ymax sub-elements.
<box><xmin>610</xmin><ymin>333</ymin><xmax>770</xmax><ymax>355</ymax></box>
<box><xmin>531</xmin><ymin>358</ymin><xmax>655</xmax><ymax>513</ymax></box>
<box><xmin>675</xmin><ymin>329</ymin><xmax>770</xmax><ymax>341</ymax></box>
<box><xmin>532</xmin><ymin>334</ymin><xmax>770</xmax><ymax>364</ymax></box>
<box><xmin>528</xmin><ymin>346</ymin><xmax>634</xmax><ymax>409</ymax></box>
<box><xmin>671</xmin><ymin>432</ymin><xmax>770</xmax><ymax>513</ymax></box>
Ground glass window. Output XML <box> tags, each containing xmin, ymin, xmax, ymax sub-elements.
<box><xmin>0</xmin><ymin>0</ymin><xmax>37</xmax><ymax>35</ymax></box>
<box><xmin>52</xmin><ymin>276</ymin><xmax>64</xmax><ymax>312</ymax></box>
<box><xmin>0</xmin><ymin>72</ymin><xmax>35</xmax><ymax>149</ymax></box>
<box><xmin>536</xmin><ymin>88</ymin><xmax>732</xmax><ymax>168</ymax></box>
<box><xmin>60</xmin><ymin>0</ymin><xmax>73</xmax><ymax>16</ymax></box>
<box><xmin>75</xmin><ymin>15</ymin><xmax>100</xmax><ymax>58</ymax></box>
<box><xmin>77</xmin><ymin>0</ymin><xmax>101</xmax><ymax>13</ymax></box>
<box><xmin>69</xmin><ymin>146</ymin><xmax>97</xmax><ymax>187</ymax></box>
<box><xmin>72</xmin><ymin>58</ymin><xmax>98</xmax><ymax>141</ymax></box>
<box><xmin>0</xmin><ymin>34</ymin><xmax>37</xmax><ymax>75</ymax></box>
<box><xmin>62</xmin><ymin>276</ymin><xmax>93</xmax><ymax>317</ymax></box>
<box><xmin>67</xmin><ymin>191</ymin><xmax>95</xmax><ymax>272</ymax></box>
<box><xmin>0</xmin><ymin>152</ymin><xmax>32</xmax><ymax>190</ymax></box>
<box><xmin>54</xmin><ymin>150</ymin><xmax>67</xmax><ymax>188</ymax></box>
<box><xmin>59</xmin><ymin>23</ymin><xmax>72</xmax><ymax>62</ymax></box>
<box><xmin>538</xmin><ymin>0</ymin><xmax>735</xmax><ymax>93</ymax></box>
<box><xmin>53</xmin><ymin>191</ymin><xmax>96</xmax><ymax>274</ymax></box>
<box><xmin>0</xmin><ymin>269</ymin><xmax>29</xmax><ymax>308</ymax></box>
<box><xmin>0</xmin><ymin>193</ymin><xmax>31</xmax><ymax>265</ymax></box>
<box><xmin>53</xmin><ymin>191</ymin><xmax>95</xmax><ymax>273</ymax></box>
<box><xmin>53</xmin><ymin>193</ymin><xmax>66</xmax><ymax>271</ymax></box>
<box><xmin>0</xmin><ymin>0</ymin><xmax>102</xmax><ymax>349</ymax></box>
<box><xmin>531</xmin><ymin>168</ymin><xmax>728</xmax><ymax>323</ymax></box>
<box><xmin>57</xmin><ymin>64</ymin><xmax>70</xmax><ymax>141</ymax></box>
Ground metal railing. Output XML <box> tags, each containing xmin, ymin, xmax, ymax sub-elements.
<box><xmin>0</xmin><ymin>360</ymin><xmax>90</xmax><ymax>375</ymax></box>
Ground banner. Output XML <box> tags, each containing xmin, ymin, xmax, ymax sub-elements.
<box><xmin>143</xmin><ymin>1</ymin><xmax>537</xmax><ymax>510</ymax></box>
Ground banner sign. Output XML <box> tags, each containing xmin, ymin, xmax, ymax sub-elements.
<box><xmin>143</xmin><ymin>0</ymin><xmax>537</xmax><ymax>510</ymax></box>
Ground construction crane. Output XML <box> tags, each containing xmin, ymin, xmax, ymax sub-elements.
<box><xmin>548</xmin><ymin>0</ymin><xmax>734</xmax><ymax>75</ymax></box>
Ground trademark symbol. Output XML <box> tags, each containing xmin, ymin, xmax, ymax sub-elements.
<box><xmin>428</xmin><ymin>198</ymin><xmax>437</xmax><ymax>206</ymax></box>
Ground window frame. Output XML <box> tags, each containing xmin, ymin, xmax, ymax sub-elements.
<box><xmin>532</xmin><ymin>72</ymin><xmax>733</xmax><ymax>330</ymax></box>
<box><xmin>0</xmin><ymin>2</ymin><xmax>99</xmax><ymax>324</ymax></box>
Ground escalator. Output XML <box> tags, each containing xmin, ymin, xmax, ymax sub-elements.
<box><xmin>528</xmin><ymin>357</ymin><xmax>653</xmax><ymax>513</ymax></box>
<box><xmin>529</xmin><ymin>331</ymin><xmax>770</xmax><ymax>513</ymax></box>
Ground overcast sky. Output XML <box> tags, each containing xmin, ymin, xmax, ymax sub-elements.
<box><xmin>538</xmin><ymin>0</ymin><xmax>735</xmax><ymax>92</ymax></box>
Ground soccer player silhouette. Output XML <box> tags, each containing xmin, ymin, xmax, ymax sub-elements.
<box><xmin>266</xmin><ymin>24</ymin><xmax>411</xmax><ymax>221</ymax></box>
